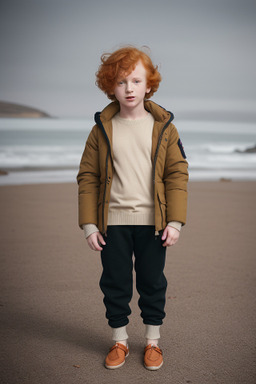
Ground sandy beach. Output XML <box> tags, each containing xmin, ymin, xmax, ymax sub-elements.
<box><xmin>0</xmin><ymin>181</ymin><xmax>255</xmax><ymax>384</ymax></box>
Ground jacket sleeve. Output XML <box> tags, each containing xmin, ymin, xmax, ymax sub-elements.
<box><xmin>77</xmin><ymin>125</ymin><xmax>100</xmax><ymax>228</ymax></box>
<box><xmin>164</xmin><ymin>123</ymin><xmax>189</xmax><ymax>225</ymax></box>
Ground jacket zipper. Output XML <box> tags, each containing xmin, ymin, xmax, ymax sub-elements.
<box><xmin>152</xmin><ymin>119</ymin><xmax>171</xmax><ymax>196</ymax></box>
<box><xmin>157</xmin><ymin>194</ymin><xmax>164</xmax><ymax>229</ymax></box>
<box><xmin>152</xmin><ymin>118</ymin><xmax>171</xmax><ymax>232</ymax></box>
<box><xmin>102</xmin><ymin>149</ymin><xmax>109</xmax><ymax>234</ymax></box>
<box><xmin>95</xmin><ymin>113</ymin><xmax>112</xmax><ymax>235</ymax></box>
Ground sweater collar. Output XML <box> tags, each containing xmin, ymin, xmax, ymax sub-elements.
<box><xmin>94</xmin><ymin>100</ymin><xmax>174</xmax><ymax>125</ymax></box>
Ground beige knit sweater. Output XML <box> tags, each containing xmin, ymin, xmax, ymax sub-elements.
<box><xmin>83</xmin><ymin>113</ymin><xmax>181</xmax><ymax>238</ymax></box>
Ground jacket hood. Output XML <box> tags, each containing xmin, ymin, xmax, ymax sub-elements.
<box><xmin>94</xmin><ymin>100</ymin><xmax>174</xmax><ymax>127</ymax></box>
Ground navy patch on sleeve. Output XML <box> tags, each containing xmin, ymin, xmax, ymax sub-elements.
<box><xmin>178</xmin><ymin>138</ymin><xmax>186</xmax><ymax>159</ymax></box>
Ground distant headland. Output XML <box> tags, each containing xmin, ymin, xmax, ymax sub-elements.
<box><xmin>0</xmin><ymin>101</ymin><xmax>51</xmax><ymax>118</ymax></box>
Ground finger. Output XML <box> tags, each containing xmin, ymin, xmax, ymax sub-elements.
<box><xmin>92</xmin><ymin>238</ymin><xmax>103</xmax><ymax>251</ymax></box>
<box><xmin>163</xmin><ymin>237</ymin><xmax>176</xmax><ymax>247</ymax></box>
<box><xmin>98</xmin><ymin>233</ymin><xmax>106</xmax><ymax>246</ymax></box>
<box><xmin>162</xmin><ymin>238</ymin><xmax>170</xmax><ymax>247</ymax></box>
<box><xmin>88</xmin><ymin>241</ymin><xmax>96</xmax><ymax>251</ymax></box>
<box><xmin>88</xmin><ymin>238</ymin><xmax>99</xmax><ymax>251</ymax></box>
<box><xmin>161</xmin><ymin>228</ymin><xmax>168</xmax><ymax>240</ymax></box>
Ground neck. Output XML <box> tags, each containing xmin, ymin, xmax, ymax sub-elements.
<box><xmin>119</xmin><ymin>103</ymin><xmax>148</xmax><ymax>120</ymax></box>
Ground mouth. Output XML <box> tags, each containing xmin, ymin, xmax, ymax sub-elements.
<box><xmin>126</xmin><ymin>96</ymin><xmax>135</xmax><ymax>101</ymax></box>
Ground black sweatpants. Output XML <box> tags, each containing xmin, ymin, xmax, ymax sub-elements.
<box><xmin>100</xmin><ymin>225</ymin><xmax>167</xmax><ymax>329</ymax></box>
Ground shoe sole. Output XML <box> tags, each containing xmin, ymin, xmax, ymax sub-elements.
<box><xmin>144</xmin><ymin>360</ymin><xmax>163</xmax><ymax>371</ymax></box>
<box><xmin>105</xmin><ymin>352</ymin><xmax>129</xmax><ymax>369</ymax></box>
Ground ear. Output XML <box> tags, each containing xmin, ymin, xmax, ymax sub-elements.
<box><xmin>146</xmin><ymin>86</ymin><xmax>151</xmax><ymax>95</ymax></box>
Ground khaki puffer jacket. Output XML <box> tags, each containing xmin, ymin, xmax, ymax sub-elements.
<box><xmin>77</xmin><ymin>100</ymin><xmax>188</xmax><ymax>234</ymax></box>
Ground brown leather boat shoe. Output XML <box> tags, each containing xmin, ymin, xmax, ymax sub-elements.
<box><xmin>144</xmin><ymin>344</ymin><xmax>163</xmax><ymax>370</ymax></box>
<box><xmin>105</xmin><ymin>342</ymin><xmax>129</xmax><ymax>369</ymax></box>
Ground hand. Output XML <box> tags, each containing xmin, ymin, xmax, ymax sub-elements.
<box><xmin>87</xmin><ymin>231</ymin><xmax>106</xmax><ymax>251</ymax></box>
<box><xmin>161</xmin><ymin>226</ymin><xmax>180</xmax><ymax>247</ymax></box>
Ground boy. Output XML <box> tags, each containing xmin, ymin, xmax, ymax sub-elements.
<box><xmin>77</xmin><ymin>46</ymin><xmax>188</xmax><ymax>370</ymax></box>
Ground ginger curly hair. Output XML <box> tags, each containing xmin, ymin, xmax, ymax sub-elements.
<box><xmin>96</xmin><ymin>46</ymin><xmax>161</xmax><ymax>100</ymax></box>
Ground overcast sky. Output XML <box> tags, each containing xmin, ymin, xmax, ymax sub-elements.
<box><xmin>0</xmin><ymin>0</ymin><xmax>255</xmax><ymax>118</ymax></box>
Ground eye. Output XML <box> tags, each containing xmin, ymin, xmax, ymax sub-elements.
<box><xmin>134</xmin><ymin>79</ymin><xmax>141</xmax><ymax>84</ymax></box>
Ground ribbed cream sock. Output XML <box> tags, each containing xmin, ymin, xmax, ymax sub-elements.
<box><xmin>145</xmin><ymin>325</ymin><xmax>161</xmax><ymax>341</ymax></box>
<box><xmin>112</xmin><ymin>326</ymin><xmax>128</xmax><ymax>345</ymax></box>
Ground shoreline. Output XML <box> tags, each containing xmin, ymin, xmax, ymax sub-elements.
<box><xmin>0</xmin><ymin>167</ymin><xmax>256</xmax><ymax>186</ymax></box>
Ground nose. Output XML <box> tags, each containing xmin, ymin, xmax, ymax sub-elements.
<box><xmin>126</xmin><ymin>82</ymin><xmax>133</xmax><ymax>93</ymax></box>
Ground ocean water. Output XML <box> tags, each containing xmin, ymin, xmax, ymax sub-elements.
<box><xmin>0</xmin><ymin>117</ymin><xmax>255</xmax><ymax>185</ymax></box>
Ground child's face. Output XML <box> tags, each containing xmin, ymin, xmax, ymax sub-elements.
<box><xmin>113</xmin><ymin>60</ymin><xmax>151</xmax><ymax>112</ymax></box>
